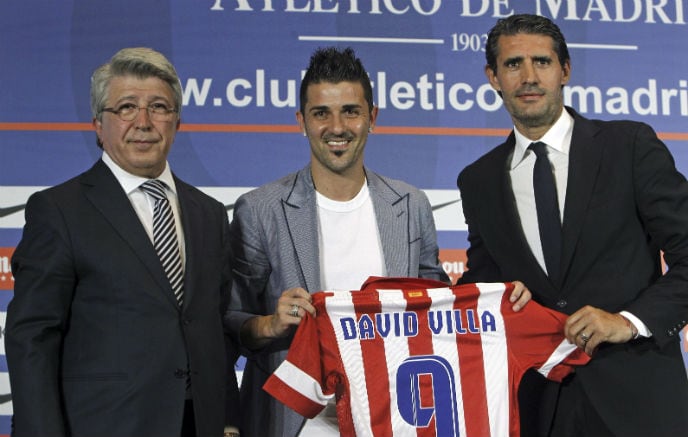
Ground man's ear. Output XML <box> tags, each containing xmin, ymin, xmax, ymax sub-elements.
<box><xmin>296</xmin><ymin>111</ymin><xmax>306</xmax><ymax>136</ymax></box>
<box><xmin>485</xmin><ymin>65</ymin><xmax>500</xmax><ymax>92</ymax></box>
<box><xmin>561</xmin><ymin>60</ymin><xmax>571</xmax><ymax>86</ymax></box>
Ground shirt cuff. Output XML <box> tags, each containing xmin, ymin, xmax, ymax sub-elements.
<box><xmin>224</xmin><ymin>426</ymin><xmax>240</xmax><ymax>437</ymax></box>
<box><xmin>619</xmin><ymin>310</ymin><xmax>651</xmax><ymax>337</ymax></box>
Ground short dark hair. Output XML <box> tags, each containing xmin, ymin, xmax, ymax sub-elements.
<box><xmin>299</xmin><ymin>47</ymin><xmax>374</xmax><ymax>115</ymax></box>
<box><xmin>485</xmin><ymin>14</ymin><xmax>570</xmax><ymax>73</ymax></box>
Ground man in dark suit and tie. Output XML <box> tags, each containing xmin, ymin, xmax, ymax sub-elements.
<box><xmin>6</xmin><ymin>47</ymin><xmax>239</xmax><ymax>437</ymax></box>
<box><xmin>457</xmin><ymin>14</ymin><xmax>688</xmax><ymax>437</ymax></box>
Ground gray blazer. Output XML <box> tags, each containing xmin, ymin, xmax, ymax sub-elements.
<box><xmin>225</xmin><ymin>165</ymin><xmax>448</xmax><ymax>437</ymax></box>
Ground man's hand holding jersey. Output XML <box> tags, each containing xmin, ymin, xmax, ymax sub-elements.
<box><xmin>241</xmin><ymin>288</ymin><xmax>315</xmax><ymax>350</ymax></box>
<box><xmin>509</xmin><ymin>281</ymin><xmax>532</xmax><ymax>312</ymax></box>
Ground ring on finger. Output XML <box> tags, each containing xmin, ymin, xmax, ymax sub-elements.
<box><xmin>289</xmin><ymin>304</ymin><xmax>300</xmax><ymax>318</ymax></box>
<box><xmin>580</xmin><ymin>332</ymin><xmax>590</xmax><ymax>343</ymax></box>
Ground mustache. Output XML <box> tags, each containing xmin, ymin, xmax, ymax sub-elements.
<box><xmin>323</xmin><ymin>133</ymin><xmax>355</xmax><ymax>142</ymax></box>
<box><xmin>516</xmin><ymin>86</ymin><xmax>545</xmax><ymax>96</ymax></box>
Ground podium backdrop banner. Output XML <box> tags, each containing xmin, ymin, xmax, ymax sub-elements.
<box><xmin>1</xmin><ymin>1</ymin><xmax>688</xmax><ymax>433</ymax></box>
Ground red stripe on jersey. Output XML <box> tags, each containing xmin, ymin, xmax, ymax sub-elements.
<box><xmin>316</xmin><ymin>292</ymin><xmax>358</xmax><ymax>435</ymax></box>
<box><xmin>404</xmin><ymin>289</ymin><xmax>439</xmax><ymax>437</ymax></box>
<box><xmin>262</xmin><ymin>373</ymin><xmax>323</xmax><ymax>418</ymax></box>
<box><xmin>404</xmin><ymin>289</ymin><xmax>434</xmax><ymax>357</ymax></box>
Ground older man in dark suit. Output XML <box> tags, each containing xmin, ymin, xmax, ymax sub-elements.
<box><xmin>6</xmin><ymin>47</ymin><xmax>239</xmax><ymax>437</ymax></box>
<box><xmin>457</xmin><ymin>14</ymin><xmax>688</xmax><ymax>437</ymax></box>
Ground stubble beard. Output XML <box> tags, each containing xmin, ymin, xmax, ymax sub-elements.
<box><xmin>509</xmin><ymin>98</ymin><xmax>562</xmax><ymax>131</ymax></box>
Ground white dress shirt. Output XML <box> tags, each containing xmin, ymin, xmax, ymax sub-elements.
<box><xmin>101</xmin><ymin>151</ymin><xmax>186</xmax><ymax>266</ymax></box>
<box><xmin>510</xmin><ymin>110</ymin><xmax>572</xmax><ymax>275</ymax></box>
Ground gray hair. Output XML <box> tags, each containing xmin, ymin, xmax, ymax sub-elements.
<box><xmin>90</xmin><ymin>47</ymin><xmax>182</xmax><ymax>121</ymax></box>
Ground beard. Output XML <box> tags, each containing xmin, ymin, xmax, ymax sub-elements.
<box><xmin>506</xmin><ymin>97</ymin><xmax>562</xmax><ymax>130</ymax></box>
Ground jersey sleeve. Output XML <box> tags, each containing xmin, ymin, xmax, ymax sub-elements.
<box><xmin>263</xmin><ymin>297</ymin><xmax>336</xmax><ymax>418</ymax></box>
<box><xmin>502</xmin><ymin>292</ymin><xmax>591</xmax><ymax>382</ymax></box>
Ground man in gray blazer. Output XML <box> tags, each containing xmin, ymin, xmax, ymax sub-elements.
<box><xmin>226</xmin><ymin>47</ymin><xmax>443</xmax><ymax>437</ymax></box>
<box><xmin>6</xmin><ymin>48</ymin><xmax>239</xmax><ymax>437</ymax></box>
<box><xmin>226</xmin><ymin>47</ymin><xmax>531</xmax><ymax>437</ymax></box>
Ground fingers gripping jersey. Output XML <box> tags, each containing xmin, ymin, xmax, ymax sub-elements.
<box><xmin>263</xmin><ymin>277</ymin><xmax>590</xmax><ymax>437</ymax></box>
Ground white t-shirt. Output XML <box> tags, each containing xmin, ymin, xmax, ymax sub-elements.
<box><xmin>316</xmin><ymin>181</ymin><xmax>386</xmax><ymax>291</ymax></box>
<box><xmin>304</xmin><ymin>182</ymin><xmax>387</xmax><ymax>435</ymax></box>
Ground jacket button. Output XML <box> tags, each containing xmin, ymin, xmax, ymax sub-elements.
<box><xmin>556</xmin><ymin>299</ymin><xmax>567</xmax><ymax>308</ymax></box>
<box><xmin>174</xmin><ymin>369</ymin><xmax>187</xmax><ymax>378</ymax></box>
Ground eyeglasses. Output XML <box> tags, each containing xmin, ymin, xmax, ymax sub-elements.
<box><xmin>100</xmin><ymin>103</ymin><xmax>178</xmax><ymax>122</ymax></box>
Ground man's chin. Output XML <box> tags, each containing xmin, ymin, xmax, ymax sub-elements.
<box><xmin>513</xmin><ymin>106</ymin><xmax>553</xmax><ymax>127</ymax></box>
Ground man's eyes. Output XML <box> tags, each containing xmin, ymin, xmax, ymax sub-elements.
<box><xmin>504</xmin><ymin>59</ymin><xmax>551</xmax><ymax>69</ymax></box>
<box><xmin>344</xmin><ymin>109</ymin><xmax>361</xmax><ymax>117</ymax></box>
<box><xmin>117</xmin><ymin>103</ymin><xmax>138</xmax><ymax>112</ymax></box>
<box><xmin>149</xmin><ymin>102</ymin><xmax>172</xmax><ymax>111</ymax></box>
<box><xmin>310</xmin><ymin>109</ymin><xmax>362</xmax><ymax>119</ymax></box>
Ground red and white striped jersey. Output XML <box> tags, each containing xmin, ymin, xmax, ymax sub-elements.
<box><xmin>263</xmin><ymin>277</ymin><xmax>590</xmax><ymax>437</ymax></box>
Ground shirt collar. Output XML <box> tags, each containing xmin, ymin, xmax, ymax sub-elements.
<box><xmin>102</xmin><ymin>151</ymin><xmax>177</xmax><ymax>196</ymax></box>
<box><xmin>511</xmin><ymin>108</ymin><xmax>574</xmax><ymax>169</ymax></box>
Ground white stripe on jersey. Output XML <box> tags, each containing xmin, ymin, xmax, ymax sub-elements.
<box><xmin>377</xmin><ymin>289</ymin><xmax>413</xmax><ymax>435</ymax></box>
<box><xmin>538</xmin><ymin>339</ymin><xmax>579</xmax><ymax>378</ymax></box>
<box><xmin>273</xmin><ymin>360</ymin><xmax>332</xmax><ymax>407</ymax></box>
<box><xmin>427</xmin><ymin>287</ymin><xmax>467</xmax><ymax>437</ymax></box>
<box><xmin>476</xmin><ymin>282</ymin><xmax>510</xmax><ymax>437</ymax></box>
<box><xmin>327</xmin><ymin>290</ymin><xmax>374</xmax><ymax>437</ymax></box>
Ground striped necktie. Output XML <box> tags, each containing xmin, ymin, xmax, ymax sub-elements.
<box><xmin>140</xmin><ymin>179</ymin><xmax>184</xmax><ymax>306</ymax></box>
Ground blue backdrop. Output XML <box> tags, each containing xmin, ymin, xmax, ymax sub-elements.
<box><xmin>1</xmin><ymin>1</ymin><xmax>688</xmax><ymax>433</ymax></box>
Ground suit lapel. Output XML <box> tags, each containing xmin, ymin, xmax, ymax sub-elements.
<box><xmin>81</xmin><ymin>160</ymin><xmax>178</xmax><ymax>307</ymax></box>
<box><xmin>484</xmin><ymin>138</ymin><xmax>558</xmax><ymax>293</ymax></box>
<box><xmin>475</xmin><ymin>114</ymin><xmax>602</xmax><ymax>295</ymax></box>
<box><xmin>367</xmin><ymin>171</ymin><xmax>410</xmax><ymax>277</ymax></box>
<box><xmin>560</xmin><ymin>110</ymin><xmax>602</xmax><ymax>283</ymax></box>
<box><xmin>494</xmin><ymin>139</ymin><xmax>547</xmax><ymax>274</ymax></box>
<box><xmin>283</xmin><ymin>167</ymin><xmax>321</xmax><ymax>293</ymax></box>
<box><xmin>497</xmin><ymin>143</ymin><xmax>530</xmax><ymax>255</ymax></box>
<box><xmin>177</xmin><ymin>178</ymin><xmax>202</xmax><ymax>309</ymax></box>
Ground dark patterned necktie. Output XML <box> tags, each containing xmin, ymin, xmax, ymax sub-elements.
<box><xmin>140</xmin><ymin>179</ymin><xmax>184</xmax><ymax>306</ymax></box>
<box><xmin>530</xmin><ymin>142</ymin><xmax>561</xmax><ymax>282</ymax></box>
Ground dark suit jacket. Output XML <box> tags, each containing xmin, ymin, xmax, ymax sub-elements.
<box><xmin>457</xmin><ymin>107</ymin><xmax>688</xmax><ymax>436</ymax></box>
<box><xmin>6</xmin><ymin>159</ymin><xmax>238</xmax><ymax>437</ymax></box>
